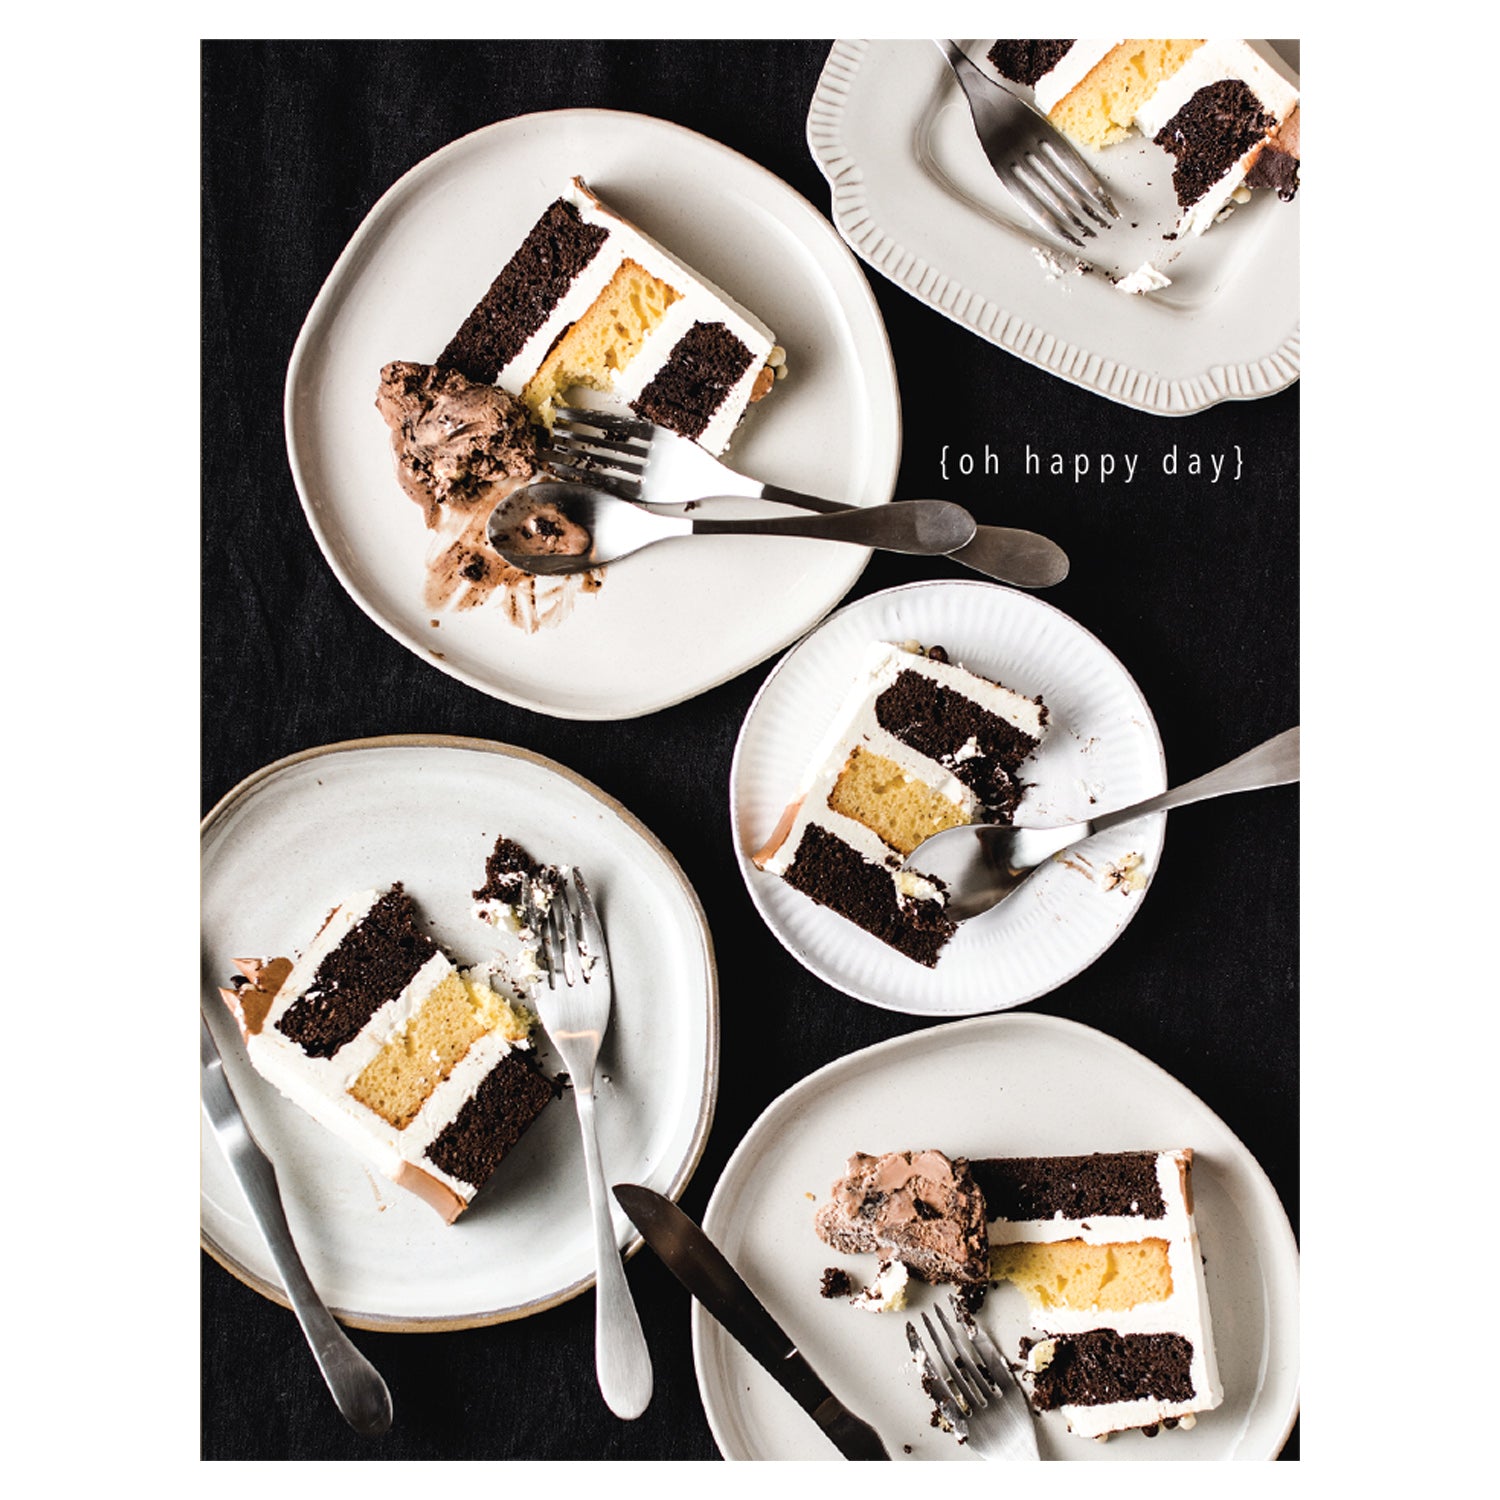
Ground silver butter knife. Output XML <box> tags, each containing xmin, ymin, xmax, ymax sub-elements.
<box><xmin>200</xmin><ymin>1011</ymin><xmax>393</xmax><ymax>1435</ymax></box>
<box><xmin>614</xmin><ymin>1184</ymin><xmax>889</xmax><ymax>1460</ymax></box>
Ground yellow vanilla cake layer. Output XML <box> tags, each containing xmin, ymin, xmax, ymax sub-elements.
<box><xmin>827</xmin><ymin>746</ymin><xmax>972</xmax><ymax>857</ymax></box>
<box><xmin>350</xmin><ymin>970</ymin><xmax>532</xmax><ymax>1130</ymax></box>
<box><xmin>522</xmin><ymin>258</ymin><xmax>683</xmax><ymax>426</ymax></box>
<box><xmin>1048</xmin><ymin>40</ymin><xmax>1205</xmax><ymax>147</ymax></box>
<box><xmin>990</xmin><ymin>1237</ymin><xmax>1174</xmax><ymax>1313</ymax></box>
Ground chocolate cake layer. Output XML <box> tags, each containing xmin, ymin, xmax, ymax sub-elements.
<box><xmin>1021</xmin><ymin>1330</ymin><xmax>1197</xmax><ymax>1409</ymax></box>
<box><xmin>874</xmin><ymin>669</ymin><xmax>1044</xmax><ymax>811</ymax></box>
<box><xmin>986</xmin><ymin>40</ymin><xmax>1075</xmax><ymax>86</ymax></box>
<box><xmin>277</xmin><ymin>886</ymin><xmax>438</xmax><ymax>1059</ymax></box>
<box><xmin>972</xmin><ymin>1152</ymin><xmax>1167</xmax><ymax>1222</ymax></box>
<box><xmin>633</xmin><ymin>321</ymin><xmax>755</xmax><ymax>441</ymax></box>
<box><xmin>1153</xmin><ymin>79</ymin><xmax>1274</xmax><ymax>209</ymax></box>
<box><xmin>784</xmin><ymin>824</ymin><xmax>955</xmax><ymax>968</ymax></box>
<box><xmin>439</xmin><ymin>200</ymin><xmax>609</xmax><ymax>384</ymax></box>
<box><xmin>425</xmin><ymin>1051</ymin><xmax>557</xmax><ymax>1190</ymax></box>
<box><xmin>473</xmin><ymin>835</ymin><xmax>547</xmax><ymax>905</ymax></box>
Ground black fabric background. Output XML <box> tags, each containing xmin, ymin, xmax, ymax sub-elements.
<box><xmin>201</xmin><ymin>40</ymin><xmax>1298</xmax><ymax>1462</ymax></box>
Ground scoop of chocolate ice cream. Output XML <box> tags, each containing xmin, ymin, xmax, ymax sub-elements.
<box><xmin>375</xmin><ymin>361</ymin><xmax>537</xmax><ymax>521</ymax></box>
<box><xmin>814</xmin><ymin>1149</ymin><xmax>989</xmax><ymax>1284</ymax></box>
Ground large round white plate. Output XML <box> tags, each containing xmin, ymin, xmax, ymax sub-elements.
<box><xmin>200</xmin><ymin>736</ymin><xmax>717</xmax><ymax>1330</ymax></box>
<box><xmin>285</xmin><ymin>109</ymin><xmax>900</xmax><ymax>721</ymax></box>
<box><xmin>695</xmin><ymin>1012</ymin><xmax>1299</xmax><ymax>1460</ymax></box>
<box><xmin>808</xmin><ymin>41</ymin><xmax>1299</xmax><ymax>415</ymax></box>
<box><xmin>731</xmin><ymin>581</ymin><xmax>1166</xmax><ymax>1014</ymax></box>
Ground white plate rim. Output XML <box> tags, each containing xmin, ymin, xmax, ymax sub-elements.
<box><xmin>728</xmin><ymin>579</ymin><xmax>1168</xmax><ymax>1015</ymax></box>
<box><xmin>693</xmin><ymin>1010</ymin><xmax>1301</xmax><ymax>1460</ymax></box>
<box><xmin>283</xmin><ymin>106</ymin><xmax>903</xmax><ymax>721</ymax></box>
<box><xmin>199</xmin><ymin>733</ymin><xmax>720</xmax><ymax>1332</ymax></box>
<box><xmin>806</xmin><ymin>40</ymin><xmax>1300</xmax><ymax>416</ymax></box>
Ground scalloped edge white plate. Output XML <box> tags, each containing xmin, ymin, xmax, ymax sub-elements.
<box><xmin>200</xmin><ymin>736</ymin><xmax>717</xmax><ymax>1330</ymax></box>
<box><xmin>730</xmin><ymin>581</ymin><xmax>1166</xmax><ymax>1014</ymax></box>
<box><xmin>695</xmin><ymin>1012</ymin><xmax>1300</xmax><ymax>1460</ymax></box>
<box><xmin>285</xmin><ymin>108</ymin><xmax>901</xmax><ymax>721</ymax></box>
<box><xmin>807</xmin><ymin>41</ymin><xmax>1300</xmax><ymax>414</ymax></box>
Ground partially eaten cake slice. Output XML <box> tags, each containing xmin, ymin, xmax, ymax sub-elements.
<box><xmin>753</xmin><ymin>642</ymin><xmax>1047</xmax><ymax>967</ymax></box>
<box><xmin>438</xmin><ymin>177</ymin><xmax>783</xmax><ymax>454</ymax></box>
<box><xmin>220</xmin><ymin>881</ymin><xmax>555</xmax><ymax>1223</ymax></box>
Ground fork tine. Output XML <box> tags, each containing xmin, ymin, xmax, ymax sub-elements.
<box><xmin>1034</xmin><ymin>136</ymin><xmax>1119</xmax><ymax>219</ymax></box>
<box><xmin>550</xmin><ymin>421</ymin><xmax>651</xmax><ymax>466</ymax></box>
<box><xmin>571</xmin><ymin>869</ymin><xmax>605</xmax><ymax>973</ymax></box>
<box><xmin>905</xmin><ymin>1320</ymin><xmax>968</xmax><ymax>1436</ymax></box>
<box><xmin>1013</xmin><ymin>158</ymin><xmax>1095</xmax><ymax>241</ymax></box>
<box><xmin>922</xmin><ymin>1311</ymin><xmax>984</xmax><ymax>1411</ymax></box>
<box><xmin>1003</xmin><ymin>168</ymin><xmax>1086</xmax><ymax>248</ymax></box>
<box><xmin>554</xmin><ymin>405</ymin><xmax>652</xmax><ymax>440</ymax></box>
<box><xmin>1028</xmin><ymin>147</ymin><xmax>1112</xmax><ymax>229</ymax></box>
<box><xmin>542</xmin><ymin>457</ymin><xmax>644</xmax><ymax>501</ymax></box>
<box><xmin>934</xmin><ymin>1302</ymin><xmax>993</xmax><ymax>1400</ymax></box>
<box><xmin>549</xmin><ymin>435</ymin><xmax>649</xmax><ymax>476</ymax></box>
<box><xmin>559</xmin><ymin>874</ymin><xmax>584</xmax><ymax>986</ymax></box>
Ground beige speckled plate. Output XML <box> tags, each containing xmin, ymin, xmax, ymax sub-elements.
<box><xmin>200</xmin><ymin>735</ymin><xmax>717</xmax><ymax>1330</ymax></box>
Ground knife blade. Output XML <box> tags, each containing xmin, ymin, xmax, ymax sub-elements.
<box><xmin>201</xmin><ymin>1010</ymin><xmax>394</xmax><ymax>1435</ymax></box>
<box><xmin>614</xmin><ymin>1183</ymin><xmax>889</xmax><ymax>1460</ymax></box>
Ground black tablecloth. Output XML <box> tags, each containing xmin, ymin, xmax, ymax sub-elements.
<box><xmin>201</xmin><ymin>40</ymin><xmax>1298</xmax><ymax>1462</ymax></box>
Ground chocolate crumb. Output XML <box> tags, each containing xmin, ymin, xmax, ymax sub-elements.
<box><xmin>820</xmin><ymin>1267</ymin><xmax>854</xmax><ymax>1299</ymax></box>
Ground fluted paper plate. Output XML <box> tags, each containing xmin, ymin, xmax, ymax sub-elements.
<box><xmin>730</xmin><ymin>581</ymin><xmax>1166</xmax><ymax>1014</ymax></box>
<box><xmin>695</xmin><ymin>1013</ymin><xmax>1300</xmax><ymax>1460</ymax></box>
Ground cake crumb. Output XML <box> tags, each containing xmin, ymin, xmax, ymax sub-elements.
<box><xmin>819</xmin><ymin>1267</ymin><xmax>853</xmax><ymax>1299</ymax></box>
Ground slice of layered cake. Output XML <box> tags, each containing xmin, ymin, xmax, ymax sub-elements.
<box><xmin>814</xmin><ymin>1146</ymin><xmax>1223</xmax><ymax>1440</ymax></box>
<box><xmin>439</xmin><ymin>177</ymin><xmax>782</xmax><ymax>454</ymax></box>
<box><xmin>752</xmin><ymin>642</ymin><xmax>1047</xmax><ymax>967</ymax></box>
<box><xmin>220</xmin><ymin>883</ymin><xmax>555</xmax><ymax>1223</ymax></box>
<box><xmin>974</xmin><ymin>1150</ymin><xmax>1223</xmax><ymax>1438</ymax></box>
<box><xmin>986</xmin><ymin>40</ymin><xmax>1300</xmax><ymax>238</ymax></box>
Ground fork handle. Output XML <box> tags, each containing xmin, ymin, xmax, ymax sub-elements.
<box><xmin>574</xmin><ymin>1086</ymin><xmax>654</xmax><ymax>1419</ymax></box>
<box><xmin>1090</xmin><ymin>727</ymin><xmax>1301</xmax><ymax>838</ymax></box>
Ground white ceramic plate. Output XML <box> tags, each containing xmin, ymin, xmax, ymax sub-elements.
<box><xmin>695</xmin><ymin>1012</ymin><xmax>1299</xmax><ymax>1460</ymax></box>
<box><xmin>200</xmin><ymin>736</ymin><xmax>717</xmax><ymax>1329</ymax></box>
<box><xmin>807</xmin><ymin>41</ymin><xmax>1300</xmax><ymax>414</ymax></box>
<box><xmin>285</xmin><ymin>108</ymin><xmax>900</xmax><ymax>721</ymax></box>
<box><xmin>731</xmin><ymin>581</ymin><xmax>1166</xmax><ymax>1015</ymax></box>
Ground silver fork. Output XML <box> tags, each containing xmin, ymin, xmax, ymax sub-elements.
<box><xmin>906</xmin><ymin>1296</ymin><xmax>1040</xmax><ymax>1460</ymax></box>
<box><xmin>934</xmin><ymin>39</ymin><xmax>1118</xmax><ymax>249</ymax></box>
<box><xmin>527</xmin><ymin>868</ymin><xmax>653</xmax><ymax>1419</ymax></box>
<box><xmin>545</xmin><ymin>408</ymin><xmax>1070</xmax><ymax>591</ymax></box>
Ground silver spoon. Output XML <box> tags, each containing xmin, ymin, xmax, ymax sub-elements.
<box><xmin>904</xmin><ymin>727</ymin><xmax>1299</xmax><ymax>920</ymax></box>
<box><xmin>486</xmin><ymin>481</ymin><xmax>976</xmax><ymax>575</ymax></box>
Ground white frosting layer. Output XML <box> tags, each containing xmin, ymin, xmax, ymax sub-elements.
<box><xmin>246</xmin><ymin>889</ymin><xmax>528</xmax><ymax>1201</ymax></box>
<box><xmin>1034</xmin><ymin>40</ymin><xmax>1121</xmax><ymax>115</ymax></box>
<box><xmin>1135</xmin><ymin>41</ymin><xmax>1299</xmax><ymax>237</ymax></box>
<box><xmin>494</xmin><ymin>179</ymin><xmax>775</xmax><ymax>455</ymax></box>
<box><xmin>757</xmin><ymin>643</ymin><xmax>1045</xmax><ymax>905</ymax></box>
<box><xmin>990</xmin><ymin>1150</ymin><xmax>1223</xmax><ymax>1439</ymax></box>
